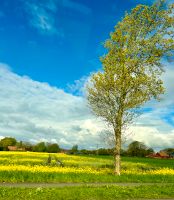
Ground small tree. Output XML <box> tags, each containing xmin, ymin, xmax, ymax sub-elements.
<box><xmin>86</xmin><ymin>0</ymin><xmax>173</xmax><ymax>175</ymax></box>
<box><xmin>47</xmin><ymin>143</ymin><xmax>60</xmax><ymax>153</ymax></box>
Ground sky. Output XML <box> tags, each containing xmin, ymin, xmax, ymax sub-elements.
<box><xmin>0</xmin><ymin>0</ymin><xmax>174</xmax><ymax>150</ymax></box>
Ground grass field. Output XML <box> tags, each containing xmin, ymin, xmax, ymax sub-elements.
<box><xmin>0</xmin><ymin>151</ymin><xmax>174</xmax><ymax>183</ymax></box>
<box><xmin>0</xmin><ymin>185</ymin><xmax>174</xmax><ymax>200</ymax></box>
<box><xmin>0</xmin><ymin>151</ymin><xmax>174</xmax><ymax>199</ymax></box>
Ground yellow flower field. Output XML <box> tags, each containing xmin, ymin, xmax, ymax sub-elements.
<box><xmin>0</xmin><ymin>151</ymin><xmax>174</xmax><ymax>183</ymax></box>
<box><xmin>0</xmin><ymin>165</ymin><xmax>111</xmax><ymax>174</ymax></box>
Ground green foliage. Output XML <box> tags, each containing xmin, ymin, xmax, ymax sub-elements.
<box><xmin>87</xmin><ymin>0</ymin><xmax>174</xmax><ymax>128</ymax></box>
<box><xmin>22</xmin><ymin>142</ymin><xmax>33</xmax><ymax>151</ymax></box>
<box><xmin>47</xmin><ymin>143</ymin><xmax>60</xmax><ymax>153</ymax></box>
<box><xmin>70</xmin><ymin>145</ymin><xmax>78</xmax><ymax>154</ymax></box>
<box><xmin>33</xmin><ymin>142</ymin><xmax>47</xmax><ymax>152</ymax></box>
<box><xmin>97</xmin><ymin>148</ymin><xmax>112</xmax><ymax>155</ymax></box>
<box><xmin>16</xmin><ymin>141</ymin><xmax>23</xmax><ymax>148</ymax></box>
<box><xmin>79</xmin><ymin>148</ymin><xmax>114</xmax><ymax>155</ymax></box>
<box><xmin>33</xmin><ymin>142</ymin><xmax>61</xmax><ymax>153</ymax></box>
<box><xmin>162</xmin><ymin>148</ymin><xmax>174</xmax><ymax>154</ymax></box>
<box><xmin>127</xmin><ymin>141</ymin><xmax>154</xmax><ymax>157</ymax></box>
<box><xmin>0</xmin><ymin>138</ymin><xmax>61</xmax><ymax>153</ymax></box>
<box><xmin>0</xmin><ymin>137</ymin><xmax>17</xmax><ymax>150</ymax></box>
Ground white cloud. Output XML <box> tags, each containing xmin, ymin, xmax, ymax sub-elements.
<box><xmin>67</xmin><ymin>76</ymin><xmax>89</xmax><ymax>96</ymax></box>
<box><xmin>0</xmin><ymin>63</ymin><xmax>103</xmax><ymax>149</ymax></box>
<box><xmin>68</xmin><ymin>61</ymin><xmax>174</xmax><ymax>150</ymax></box>
<box><xmin>0</xmin><ymin>61</ymin><xmax>174</xmax><ymax>150</ymax></box>
<box><xmin>128</xmin><ymin>126</ymin><xmax>174</xmax><ymax>150</ymax></box>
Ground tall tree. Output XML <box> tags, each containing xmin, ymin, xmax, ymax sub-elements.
<box><xmin>86</xmin><ymin>0</ymin><xmax>174</xmax><ymax>175</ymax></box>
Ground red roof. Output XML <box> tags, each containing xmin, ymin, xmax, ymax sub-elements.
<box><xmin>146</xmin><ymin>151</ymin><xmax>169</xmax><ymax>158</ymax></box>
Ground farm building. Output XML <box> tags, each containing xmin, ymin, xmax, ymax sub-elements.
<box><xmin>8</xmin><ymin>146</ymin><xmax>25</xmax><ymax>151</ymax></box>
<box><xmin>146</xmin><ymin>151</ymin><xmax>169</xmax><ymax>159</ymax></box>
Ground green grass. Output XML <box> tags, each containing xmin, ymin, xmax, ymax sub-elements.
<box><xmin>1</xmin><ymin>152</ymin><xmax>174</xmax><ymax>199</ymax></box>
<box><xmin>0</xmin><ymin>171</ymin><xmax>174</xmax><ymax>183</ymax></box>
<box><xmin>0</xmin><ymin>152</ymin><xmax>174</xmax><ymax>183</ymax></box>
<box><xmin>0</xmin><ymin>185</ymin><xmax>174</xmax><ymax>200</ymax></box>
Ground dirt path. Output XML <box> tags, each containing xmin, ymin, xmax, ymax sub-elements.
<box><xmin>0</xmin><ymin>182</ymin><xmax>173</xmax><ymax>188</ymax></box>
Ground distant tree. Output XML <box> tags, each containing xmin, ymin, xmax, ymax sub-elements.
<box><xmin>47</xmin><ymin>143</ymin><xmax>60</xmax><ymax>153</ymax></box>
<box><xmin>71</xmin><ymin>145</ymin><xmax>78</xmax><ymax>154</ymax></box>
<box><xmin>97</xmin><ymin>148</ymin><xmax>109</xmax><ymax>155</ymax></box>
<box><xmin>81</xmin><ymin>149</ymin><xmax>94</xmax><ymax>155</ymax></box>
<box><xmin>86</xmin><ymin>0</ymin><xmax>174</xmax><ymax>175</ymax></box>
<box><xmin>162</xmin><ymin>148</ymin><xmax>174</xmax><ymax>154</ymax></box>
<box><xmin>146</xmin><ymin>147</ymin><xmax>154</xmax><ymax>155</ymax></box>
<box><xmin>0</xmin><ymin>137</ymin><xmax>17</xmax><ymax>151</ymax></box>
<box><xmin>80</xmin><ymin>148</ymin><xmax>114</xmax><ymax>155</ymax></box>
<box><xmin>16</xmin><ymin>141</ymin><xmax>23</xmax><ymax>148</ymax></box>
<box><xmin>22</xmin><ymin>142</ymin><xmax>33</xmax><ymax>151</ymax></box>
<box><xmin>33</xmin><ymin>142</ymin><xmax>47</xmax><ymax>152</ymax></box>
<box><xmin>80</xmin><ymin>149</ymin><xmax>88</xmax><ymax>154</ymax></box>
<box><xmin>127</xmin><ymin>141</ymin><xmax>154</xmax><ymax>157</ymax></box>
<box><xmin>120</xmin><ymin>149</ymin><xmax>127</xmax><ymax>156</ymax></box>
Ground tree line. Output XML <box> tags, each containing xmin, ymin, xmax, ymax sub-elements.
<box><xmin>2</xmin><ymin>136</ymin><xmax>173</xmax><ymax>157</ymax></box>
<box><xmin>0</xmin><ymin>137</ymin><xmax>60</xmax><ymax>153</ymax></box>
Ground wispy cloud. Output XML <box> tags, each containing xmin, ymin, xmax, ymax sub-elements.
<box><xmin>67</xmin><ymin>76</ymin><xmax>89</xmax><ymax>96</ymax></box>
<box><xmin>61</xmin><ymin>0</ymin><xmax>91</xmax><ymax>15</ymax></box>
<box><xmin>23</xmin><ymin>0</ymin><xmax>91</xmax><ymax>36</ymax></box>
<box><xmin>24</xmin><ymin>0</ymin><xmax>61</xmax><ymax>35</ymax></box>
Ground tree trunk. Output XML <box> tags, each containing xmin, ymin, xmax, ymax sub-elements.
<box><xmin>114</xmin><ymin>130</ymin><xmax>121</xmax><ymax>175</ymax></box>
<box><xmin>115</xmin><ymin>153</ymin><xmax>121</xmax><ymax>175</ymax></box>
<box><xmin>114</xmin><ymin>106</ymin><xmax>123</xmax><ymax>175</ymax></box>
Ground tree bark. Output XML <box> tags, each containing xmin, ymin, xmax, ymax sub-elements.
<box><xmin>114</xmin><ymin>130</ymin><xmax>121</xmax><ymax>175</ymax></box>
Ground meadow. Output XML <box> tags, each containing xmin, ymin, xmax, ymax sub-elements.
<box><xmin>1</xmin><ymin>185</ymin><xmax>174</xmax><ymax>200</ymax></box>
<box><xmin>0</xmin><ymin>152</ymin><xmax>174</xmax><ymax>199</ymax></box>
<box><xmin>0</xmin><ymin>151</ymin><xmax>174</xmax><ymax>183</ymax></box>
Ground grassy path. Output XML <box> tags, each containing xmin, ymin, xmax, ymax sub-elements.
<box><xmin>0</xmin><ymin>182</ymin><xmax>173</xmax><ymax>188</ymax></box>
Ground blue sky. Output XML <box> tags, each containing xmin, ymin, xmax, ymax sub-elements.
<box><xmin>0</xmin><ymin>0</ymin><xmax>153</xmax><ymax>87</ymax></box>
<box><xmin>0</xmin><ymin>0</ymin><xmax>174</xmax><ymax>150</ymax></box>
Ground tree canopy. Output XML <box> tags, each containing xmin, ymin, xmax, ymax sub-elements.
<box><xmin>86</xmin><ymin>0</ymin><xmax>174</xmax><ymax>175</ymax></box>
<box><xmin>127</xmin><ymin>141</ymin><xmax>154</xmax><ymax>157</ymax></box>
